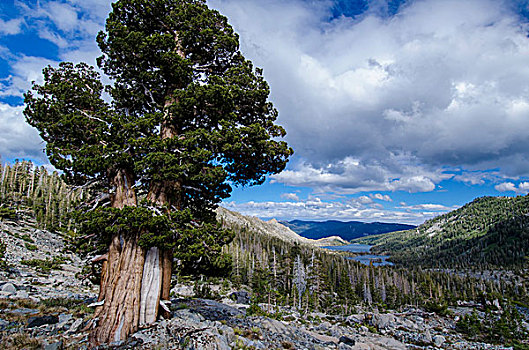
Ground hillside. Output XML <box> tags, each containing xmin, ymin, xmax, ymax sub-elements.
<box><xmin>356</xmin><ymin>195</ymin><xmax>529</xmax><ymax>269</ymax></box>
<box><xmin>217</xmin><ymin>207</ymin><xmax>348</xmax><ymax>246</ymax></box>
<box><xmin>281</xmin><ymin>219</ymin><xmax>415</xmax><ymax>241</ymax></box>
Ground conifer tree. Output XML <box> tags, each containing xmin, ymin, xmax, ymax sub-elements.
<box><xmin>24</xmin><ymin>0</ymin><xmax>292</xmax><ymax>345</ymax></box>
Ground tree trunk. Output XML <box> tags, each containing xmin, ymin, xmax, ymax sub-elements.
<box><xmin>89</xmin><ymin>169</ymin><xmax>152</xmax><ymax>346</ymax></box>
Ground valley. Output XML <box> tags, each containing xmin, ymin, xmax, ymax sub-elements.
<box><xmin>1</xmin><ymin>161</ymin><xmax>529</xmax><ymax>349</ymax></box>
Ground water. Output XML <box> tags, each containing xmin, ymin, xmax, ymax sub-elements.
<box><xmin>322</xmin><ymin>244</ymin><xmax>394</xmax><ymax>266</ymax></box>
<box><xmin>322</xmin><ymin>243</ymin><xmax>372</xmax><ymax>253</ymax></box>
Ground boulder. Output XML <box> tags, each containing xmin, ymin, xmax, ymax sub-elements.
<box><xmin>44</xmin><ymin>341</ymin><xmax>63</xmax><ymax>350</ymax></box>
<box><xmin>339</xmin><ymin>335</ymin><xmax>355</xmax><ymax>345</ymax></box>
<box><xmin>433</xmin><ymin>335</ymin><xmax>445</xmax><ymax>347</ymax></box>
<box><xmin>371</xmin><ymin>313</ymin><xmax>396</xmax><ymax>329</ymax></box>
<box><xmin>27</xmin><ymin>315</ymin><xmax>59</xmax><ymax>328</ymax></box>
<box><xmin>230</xmin><ymin>291</ymin><xmax>251</xmax><ymax>305</ymax></box>
<box><xmin>1</xmin><ymin>282</ymin><xmax>16</xmax><ymax>294</ymax></box>
<box><xmin>66</xmin><ymin>318</ymin><xmax>83</xmax><ymax>334</ymax></box>
<box><xmin>421</xmin><ymin>329</ymin><xmax>433</xmax><ymax>344</ymax></box>
<box><xmin>14</xmin><ymin>290</ymin><xmax>29</xmax><ymax>299</ymax></box>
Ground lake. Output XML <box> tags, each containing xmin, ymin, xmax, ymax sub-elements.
<box><xmin>322</xmin><ymin>244</ymin><xmax>394</xmax><ymax>266</ymax></box>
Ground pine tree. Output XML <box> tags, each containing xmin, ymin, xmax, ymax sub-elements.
<box><xmin>24</xmin><ymin>0</ymin><xmax>292</xmax><ymax>345</ymax></box>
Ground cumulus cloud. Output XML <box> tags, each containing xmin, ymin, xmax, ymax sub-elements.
<box><xmin>0</xmin><ymin>55</ymin><xmax>58</xmax><ymax>98</ymax></box>
<box><xmin>271</xmin><ymin>155</ymin><xmax>451</xmax><ymax>194</ymax></box>
<box><xmin>211</xmin><ymin>0</ymin><xmax>529</xmax><ymax>192</ymax></box>
<box><xmin>223</xmin><ymin>196</ymin><xmax>446</xmax><ymax>224</ymax></box>
<box><xmin>0</xmin><ymin>103</ymin><xmax>46</xmax><ymax>162</ymax></box>
<box><xmin>371</xmin><ymin>193</ymin><xmax>392</xmax><ymax>202</ymax></box>
<box><xmin>495</xmin><ymin>181</ymin><xmax>529</xmax><ymax>194</ymax></box>
<box><xmin>281</xmin><ymin>192</ymin><xmax>300</xmax><ymax>201</ymax></box>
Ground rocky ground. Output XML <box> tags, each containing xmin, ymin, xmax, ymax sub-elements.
<box><xmin>0</xmin><ymin>216</ymin><xmax>519</xmax><ymax>349</ymax></box>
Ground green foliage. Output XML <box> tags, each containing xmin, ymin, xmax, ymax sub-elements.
<box><xmin>425</xmin><ymin>301</ymin><xmax>449</xmax><ymax>316</ymax></box>
<box><xmin>40</xmin><ymin>297</ymin><xmax>94</xmax><ymax>316</ymax></box>
<box><xmin>23</xmin><ymin>0</ymin><xmax>292</xmax><ymax>280</ymax></box>
<box><xmin>0</xmin><ymin>160</ymin><xmax>83</xmax><ymax>231</ymax></box>
<box><xmin>0</xmin><ymin>206</ymin><xmax>17</xmax><ymax>220</ymax></box>
<box><xmin>194</xmin><ymin>282</ymin><xmax>220</xmax><ymax>300</ymax></box>
<box><xmin>21</xmin><ymin>256</ymin><xmax>68</xmax><ymax>272</ymax></box>
<box><xmin>24</xmin><ymin>243</ymin><xmax>38</xmax><ymax>251</ymax></box>
<box><xmin>456</xmin><ymin>306</ymin><xmax>528</xmax><ymax>345</ymax></box>
<box><xmin>359</xmin><ymin>195</ymin><xmax>529</xmax><ymax>269</ymax></box>
<box><xmin>0</xmin><ymin>238</ymin><xmax>7</xmax><ymax>270</ymax></box>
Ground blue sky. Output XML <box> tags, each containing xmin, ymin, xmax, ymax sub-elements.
<box><xmin>1</xmin><ymin>0</ymin><xmax>529</xmax><ymax>224</ymax></box>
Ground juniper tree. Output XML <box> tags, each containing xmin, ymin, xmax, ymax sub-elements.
<box><xmin>24</xmin><ymin>0</ymin><xmax>292</xmax><ymax>345</ymax></box>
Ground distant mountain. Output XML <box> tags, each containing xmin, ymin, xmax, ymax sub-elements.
<box><xmin>280</xmin><ymin>220</ymin><xmax>416</xmax><ymax>241</ymax></box>
<box><xmin>216</xmin><ymin>207</ymin><xmax>347</xmax><ymax>246</ymax></box>
<box><xmin>355</xmin><ymin>195</ymin><xmax>529</xmax><ymax>269</ymax></box>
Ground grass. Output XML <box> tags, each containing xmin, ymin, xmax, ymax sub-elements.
<box><xmin>0</xmin><ymin>333</ymin><xmax>41</xmax><ymax>350</ymax></box>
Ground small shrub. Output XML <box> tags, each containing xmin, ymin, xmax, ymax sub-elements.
<box><xmin>21</xmin><ymin>256</ymin><xmax>68</xmax><ymax>272</ymax></box>
<box><xmin>20</xmin><ymin>234</ymin><xmax>34</xmax><ymax>243</ymax></box>
<box><xmin>0</xmin><ymin>238</ymin><xmax>7</xmax><ymax>269</ymax></box>
<box><xmin>246</xmin><ymin>303</ymin><xmax>266</xmax><ymax>317</ymax></box>
<box><xmin>0</xmin><ymin>207</ymin><xmax>17</xmax><ymax>221</ymax></box>
<box><xmin>24</xmin><ymin>243</ymin><xmax>37</xmax><ymax>251</ymax></box>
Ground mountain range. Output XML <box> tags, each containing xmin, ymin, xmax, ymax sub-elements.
<box><xmin>280</xmin><ymin>219</ymin><xmax>416</xmax><ymax>241</ymax></box>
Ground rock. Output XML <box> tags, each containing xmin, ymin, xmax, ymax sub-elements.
<box><xmin>1</xmin><ymin>282</ymin><xmax>16</xmax><ymax>294</ymax></box>
<box><xmin>337</xmin><ymin>343</ymin><xmax>354</xmax><ymax>350</ymax></box>
<box><xmin>345</xmin><ymin>315</ymin><xmax>362</xmax><ymax>325</ymax></box>
<box><xmin>58</xmin><ymin>313</ymin><xmax>73</xmax><ymax>324</ymax></box>
<box><xmin>421</xmin><ymin>329</ymin><xmax>433</xmax><ymax>344</ymax></box>
<box><xmin>433</xmin><ymin>335</ymin><xmax>445</xmax><ymax>347</ymax></box>
<box><xmin>8</xmin><ymin>308</ymin><xmax>39</xmax><ymax>315</ymax></box>
<box><xmin>14</xmin><ymin>290</ymin><xmax>29</xmax><ymax>299</ymax></box>
<box><xmin>171</xmin><ymin>284</ymin><xmax>195</xmax><ymax>297</ymax></box>
<box><xmin>57</xmin><ymin>313</ymin><xmax>73</xmax><ymax>329</ymax></box>
<box><xmin>44</xmin><ymin>341</ymin><xmax>63</xmax><ymax>350</ymax></box>
<box><xmin>0</xmin><ymin>319</ymin><xmax>8</xmax><ymax>328</ymax></box>
<box><xmin>230</xmin><ymin>290</ymin><xmax>251</xmax><ymax>305</ymax></box>
<box><xmin>174</xmin><ymin>308</ymin><xmax>205</xmax><ymax>323</ymax></box>
<box><xmin>339</xmin><ymin>335</ymin><xmax>355</xmax><ymax>345</ymax></box>
<box><xmin>27</xmin><ymin>315</ymin><xmax>59</xmax><ymax>328</ymax></box>
<box><xmin>65</xmin><ymin>318</ymin><xmax>83</xmax><ymax>334</ymax></box>
<box><xmin>371</xmin><ymin>313</ymin><xmax>396</xmax><ymax>329</ymax></box>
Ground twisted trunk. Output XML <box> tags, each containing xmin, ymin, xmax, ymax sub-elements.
<box><xmin>89</xmin><ymin>169</ymin><xmax>152</xmax><ymax>345</ymax></box>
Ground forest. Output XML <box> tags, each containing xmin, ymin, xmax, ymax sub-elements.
<box><xmin>1</xmin><ymin>160</ymin><xmax>529</xmax><ymax>346</ymax></box>
<box><xmin>358</xmin><ymin>195</ymin><xmax>529</xmax><ymax>269</ymax></box>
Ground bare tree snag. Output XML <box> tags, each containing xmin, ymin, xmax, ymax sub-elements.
<box><xmin>139</xmin><ymin>247</ymin><xmax>162</xmax><ymax>325</ymax></box>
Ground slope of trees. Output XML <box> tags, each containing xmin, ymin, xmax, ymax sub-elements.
<box><xmin>357</xmin><ymin>196</ymin><xmax>529</xmax><ymax>269</ymax></box>
<box><xmin>222</xmin><ymin>215</ymin><xmax>529</xmax><ymax>317</ymax></box>
<box><xmin>0</xmin><ymin>160</ymin><xmax>83</xmax><ymax>230</ymax></box>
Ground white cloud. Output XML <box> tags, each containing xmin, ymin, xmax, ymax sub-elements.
<box><xmin>0</xmin><ymin>103</ymin><xmax>46</xmax><ymax>162</ymax></box>
<box><xmin>281</xmin><ymin>192</ymin><xmax>300</xmax><ymax>201</ymax></box>
<box><xmin>399</xmin><ymin>203</ymin><xmax>458</xmax><ymax>211</ymax></box>
<box><xmin>495</xmin><ymin>181</ymin><xmax>529</xmax><ymax>194</ymax></box>
<box><xmin>210</xmin><ymin>0</ymin><xmax>529</xmax><ymax>193</ymax></box>
<box><xmin>371</xmin><ymin>193</ymin><xmax>392</xmax><ymax>202</ymax></box>
<box><xmin>0</xmin><ymin>18</ymin><xmax>23</xmax><ymax>35</ymax></box>
<box><xmin>272</xmin><ymin>154</ymin><xmax>452</xmax><ymax>194</ymax></box>
<box><xmin>223</xmin><ymin>196</ymin><xmax>445</xmax><ymax>224</ymax></box>
<box><xmin>0</xmin><ymin>55</ymin><xmax>58</xmax><ymax>98</ymax></box>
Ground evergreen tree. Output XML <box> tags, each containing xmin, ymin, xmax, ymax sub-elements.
<box><xmin>23</xmin><ymin>0</ymin><xmax>292</xmax><ymax>345</ymax></box>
